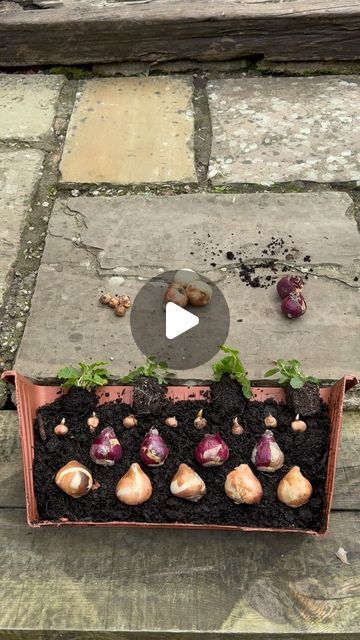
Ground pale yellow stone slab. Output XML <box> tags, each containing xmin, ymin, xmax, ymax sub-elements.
<box><xmin>60</xmin><ymin>77</ymin><xmax>196</xmax><ymax>184</ymax></box>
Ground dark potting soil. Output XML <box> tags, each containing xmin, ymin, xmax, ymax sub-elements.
<box><xmin>285</xmin><ymin>382</ymin><xmax>321</xmax><ymax>418</ymax></box>
<box><xmin>33</xmin><ymin>378</ymin><xmax>329</xmax><ymax>531</ymax></box>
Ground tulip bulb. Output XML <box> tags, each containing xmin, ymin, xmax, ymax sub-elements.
<box><xmin>277</xmin><ymin>466</ymin><xmax>313</xmax><ymax>508</ymax></box>
<box><xmin>251</xmin><ymin>430</ymin><xmax>284</xmax><ymax>473</ymax></box>
<box><xmin>87</xmin><ymin>412</ymin><xmax>99</xmax><ymax>431</ymax></box>
<box><xmin>225</xmin><ymin>464</ymin><xmax>263</xmax><ymax>505</ymax></box>
<box><xmin>291</xmin><ymin>414</ymin><xmax>307</xmax><ymax>432</ymax></box>
<box><xmin>54</xmin><ymin>418</ymin><xmax>68</xmax><ymax>436</ymax></box>
<box><xmin>186</xmin><ymin>280</ymin><xmax>212</xmax><ymax>307</ymax></box>
<box><xmin>165</xmin><ymin>416</ymin><xmax>178</xmax><ymax>428</ymax></box>
<box><xmin>231</xmin><ymin>416</ymin><xmax>244</xmax><ymax>435</ymax></box>
<box><xmin>174</xmin><ymin>269</ymin><xmax>198</xmax><ymax>287</ymax></box>
<box><xmin>194</xmin><ymin>409</ymin><xmax>207</xmax><ymax>430</ymax></box>
<box><xmin>170</xmin><ymin>463</ymin><xmax>206</xmax><ymax>502</ymax></box>
<box><xmin>90</xmin><ymin>427</ymin><xmax>123</xmax><ymax>466</ymax></box>
<box><xmin>264</xmin><ymin>413</ymin><xmax>277</xmax><ymax>428</ymax></box>
<box><xmin>116</xmin><ymin>463</ymin><xmax>152</xmax><ymax>505</ymax></box>
<box><xmin>123</xmin><ymin>414</ymin><xmax>137</xmax><ymax>429</ymax></box>
<box><xmin>109</xmin><ymin>296</ymin><xmax>120</xmax><ymax>308</ymax></box>
<box><xmin>163</xmin><ymin>283</ymin><xmax>188</xmax><ymax>309</ymax></box>
<box><xmin>55</xmin><ymin>460</ymin><xmax>93</xmax><ymax>498</ymax></box>
<box><xmin>140</xmin><ymin>428</ymin><xmax>169</xmax><ymax>466</ymax></box>
<box><xmin>195</xmin><ymin>433</ymin><xmax>229</xmax><ymax>467</ymax></box>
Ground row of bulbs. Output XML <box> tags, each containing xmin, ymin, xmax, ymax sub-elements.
<box><xmin>53</xmin><ymin>410</ymin><xmax>312</xmax><ymax>508</ymax></box>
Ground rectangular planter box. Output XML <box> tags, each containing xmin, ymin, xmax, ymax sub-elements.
<box><xmin>2</xmin><ymin>370</ymin><xmax>357</xmax><ymax>535</ymax></box>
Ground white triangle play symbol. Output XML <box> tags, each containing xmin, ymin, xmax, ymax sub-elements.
<box><xmin>166</xmin><ymin>302</ymin><xmax>199</xmax><ymax>340</ymax></box>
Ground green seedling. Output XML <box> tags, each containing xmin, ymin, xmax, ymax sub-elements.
<box><xmin>264</xmin><ymin>359</ymin><xmax>319</xmax><ymax>389</ymax></box>
<box><xmin>212</xmin><ymin>345</ymin><xmax>252</xmax><ymax>399</ymax></box>
<box><xmin>122</xmin><ymin>357</ymin><xmax>170</xmax><ymax>385</ymax></box>
<box><xmin>57</xmin><ymin>361</ymin><xmax>110</xmax><ymax>391</ymax></box>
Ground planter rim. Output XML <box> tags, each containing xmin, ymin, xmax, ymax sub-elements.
<box><xmin>2</xmin><ymin>370</ymin><xmax>358</xmax><ymax>535</ymax></box>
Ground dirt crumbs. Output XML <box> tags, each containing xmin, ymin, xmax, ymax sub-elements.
<box><xmin>33</xmin><ymin>379</ymin><xmax>329</xmax><ymax>531</ymax></box>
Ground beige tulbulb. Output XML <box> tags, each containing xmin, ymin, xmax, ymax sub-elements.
<box><xmin>170</xmin><ymin>463</ymin><xmax>206</xmax><ymax>502</ymax></box>
<box><xmin>225</xmin><ymin>464</ymin><xmax>263</xmax><ymax>505</ymax></box>
<box><xmin>277</xmin><ymin>466</ymin><xmax>313</xmax><ymax>508</ymax></box>
<box><xmin>116</xmin><ymin>463</ymin><xmax>152</xmax><ymax>505</ymax></box>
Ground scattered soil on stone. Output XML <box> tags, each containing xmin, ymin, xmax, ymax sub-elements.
<box><xmin>33</xmin><ymin>377</ymin><xmax>329</xmax><ymax>531</ymax></box>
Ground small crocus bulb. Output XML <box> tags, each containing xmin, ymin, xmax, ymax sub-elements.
<box><xmin>123</xmin><ymin>414</ymin><xmax>137</xmax><ymax>429</ymax></box>
<box><xmin>114</xmin><ymin>304</ymin><xmax>126</xmax><ymax>317</ymax></box>
<box><xmin>109</xmin><ymin>296</ymin><xmax>120</xmax><ymax>308</ymax></box>
<box><xmin>277</xmin><ymin>466</ymin><xmax>313</xmax><ymax>508</ymax></box>
<box><xmin>225</xmin><ymin>464</ymin><xmax>263</xmax><ymax>505</ymax></box>
<box><xmin>54</xmin><ymin>418</ymin><xmax>68</xmax><ymax>436</ymax></box>
<box><xmin>291</xmin><ymin>414</ymin><xmax>307</xmax><ymax>432</ymax></box>
<box><xmin>264</xmin><ymin>413</ymin><xmax>277</xmax><ymax>428</ymax></box>
<box><xmin>251</xmin><ymin>430</ymin><xmax>284</xmax><ymax>473</ymax></box>
<box><xmin>194</xmin><ymin>409</ymin><xmax>207</xmax><ymax>430</ymax></box>
<box><xmin>55</xmin><ymin>460</ymin><xmax>93</xmax><ymax>498</ymax></box>
<box><xmin>165</xmin><ymin>416</ymin><xmax>178</xmax><ymax>428</ymax></box>
<box><xmin>118</xmin><ymin>294</ymin><xmax>131</xmax><ymax>309</ymax></box>
<box><xmin>170</xmin><ymin>463</ymin><xmax>206</xmax><ymax>502</ymax></box>
<box><xmin>99</xmin><ymin>293</ymin><xmax>112</xmax><ymax>305</ymax></box>
<box><xmin>87</xmin><ymin>412</ymin><xmax>99</xmax><ymax>431</ymax></box>
<box><xmin>116</xmin><ymin>463</ymin><xmax>152</xmax><ymax>505</ymax></box>
<box><xmin>231</xmin><ymin>416</ymin><xmax>244</xmax><ymax>435</ymax></box>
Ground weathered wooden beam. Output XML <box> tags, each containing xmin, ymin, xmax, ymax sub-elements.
<box><xmin>0</xmin><ymin>0</ymin><xmax>359</xmax><ymax>67</ymax></box>
<box><xmin>0</xmin><ymin>507</ymin><xmax>359</xmax><ymax>637</ymax></box>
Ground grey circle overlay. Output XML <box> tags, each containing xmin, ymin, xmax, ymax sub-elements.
<box><xmin>130</xmin><ymin>271</ymin><xmax>230</xmax><ymax>370</ymax></box>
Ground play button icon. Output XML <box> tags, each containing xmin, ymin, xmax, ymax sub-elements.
<box><xmin>130</xmin><ymin>270</ymin><xmax>230</xmax><ymax>370</ymax></box>
<box><xmin>166</xmin><ymin>302</ymin><xmax>199</xmax><ymax>340</ymax></box>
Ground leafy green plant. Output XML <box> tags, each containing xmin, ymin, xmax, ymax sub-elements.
<box><xmin>57</xmin><ymin>361</ymin><xmax>110</xmax><ymax>391</ymax></box>
<box><xmin>121</xmin><ymin>357</ymin><xmax>170</xmax><ymax>385</ymax></box>
<box><xmin>212</xmin><ymin>345</ymin><xmax>252</xmax><ymax>399</ymax></box>
<box><xmin>264</xmin><ymin>359</ymin><xmax>319</xmax><ymax>389</ymax></box>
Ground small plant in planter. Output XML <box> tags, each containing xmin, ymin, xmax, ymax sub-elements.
<box><xmin>212</xmin><ymin>345</ymin><xmax>252</xmax><ymax>416</ymax></box>
<box><xmin>121</xmin><ymin>357</ymin><xmax>170</xmax><ymax>415</ymax></box>
<box><xmin>57</xmin><ymin>361</ymin><xmax>110</xmax><ymax>415</ymax></box>
<box><xmin>264</xmin><ymin>359</ymin><xmax>320</xmax><ymax>417</ymax></box>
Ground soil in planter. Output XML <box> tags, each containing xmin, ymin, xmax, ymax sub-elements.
<box><xmin>285</xmin><ymin>382</ymin><xmax>321</xmax><ymax>417</ymax></box>
<box><xmin>33</xmin><ymin>378</ymin><xmax>329</xmax><ymax>531</ymax></box>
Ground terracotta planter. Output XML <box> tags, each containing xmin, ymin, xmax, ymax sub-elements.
<box><xmin>2</xmin><ymin>370</ymin><xmax>357</xmax><ymax>535</ymax></box>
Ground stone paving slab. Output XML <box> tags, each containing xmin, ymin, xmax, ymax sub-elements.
<box><xmin>60</xmin><ymin>77</ymin><xmax>196</xmax><ymax>184</ymax></box>
<box><xmin>0</xmin><ymin>150</ymin><xmax>44</xmax><ymax>305</ymax></box>
<box><xmin>0</xmin><ymin>74</ymin><xmax>64</xmax><ymax>141</ymax></box>
<box><xmin>208</xmin><ymin>77</ymin><xmax>360</xmax><ymax>184</ymax></box>
<box><xmin>15</xmin><ymin>193</ymin><xmax>360</xmax><ymax>381</ymax></box>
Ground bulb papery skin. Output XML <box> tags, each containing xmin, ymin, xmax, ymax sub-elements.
<box><xmin>281</xmin><ymin>292</ymin><xmax>307</xmax><ymax>319</ymax></box>
<box><xmin>123</xmin><ymin>415</ymin><xmax>137</xmax><ymax>429</ymax></box>
<box><xmin>225</xmin><ymin>464</ymin><xmax>263</xmax><ymax>505</ymax></box>
<box><xmin>170</xmin><ymin>463</ymin><xmax>206</xmax><ymax>502</ymax></box>
<box><xmin>231</xmin><ymin>417</ymin><xmax>244</xmax><ymax>435</ymax></box>
<box><xmin>251</xmin><ymin>430</ymin><xmax>284</xmax><ymax>473</ymax></box>
<box><xmin>195</xmin><ymin>433</ymin><xmax>229</xmax><ymax>467</ymax></box>
<box><xmin>55</xmin><ymin>460</ymin><xmax>93</xmax><ymax>498</ymax></box>
<box><xmin>165</xmin><ymin>416</ymin><xmax>178</xmax><ymax>428</ymax></box>
<box><xmin>291</xmin><ymin>414</ymin><xmax>307</xmax><ymax>432</ymax></box>
<box><xmin>140</xmin><ymin>428</ymin><xmax>169</xmax><ymax>467</ymax></box>
<box><xmin>194</xmin><ymin>409</ymin><xmax>207</xmax><ymax>430</ymax></box>
<box><xmin>90</xmin><ymin>427</ymin><xmax>123</xmax><ymax>466</ymax></box>
<box><xmin>186</xmin><ymin>280</ymin><xmax>212</xmax><ymax>307</ymax></box>
<box><xmin>277</xmin><ymin>275</ymin><xmax>304</xmax><ymax>299</ymax></box>
<box><xmin>174</xmin><ymin>269</ymin><xmax>198</xmax><ymax>287</ymax></box>
<box><xmin>163</xmin><ymin>284</ymin><xmax>188</xmax><ymax>309</ymax></box>
<box><xmin>87</xmin><ymin>412</ymin><xmax>99</xmax><ymax>430</ymax></box>
<box><xmin>264</xmin><ymin>414</ymin><xmax>277</xmax><ymax>428</ymax></box>
<box><xmin>277</xmin><ymin>466</ymin><xmax>313</xmax><ymax>508</ymax></box>
<box><xmin>116</xmin><ymin>463</ymin><xmax>152</xmax><ymax>505</ymax></box>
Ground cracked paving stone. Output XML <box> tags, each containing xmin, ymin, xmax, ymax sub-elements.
<box><xmin>60</xmin><ymin>77</ymin><xmax>196</xmax><ymax>184</ymax></box>
<box><xmin>15</xmin><ymin>192</ymin><xmax>360</xmax><ymax>381</ymax></box>
<box><xmin>0</xmin><ymin>150</ymin><xmax>44</xmax><ymax>305</ymax></box>
<box><xmin>0</xmin><ymin>75</ymin><xmax>65</xmax><ymax>142</ymax></box>
<box><xmin>208</xmin><ymin>77</ymin><xmax>360</xmax><ymax>184</ymax></box>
